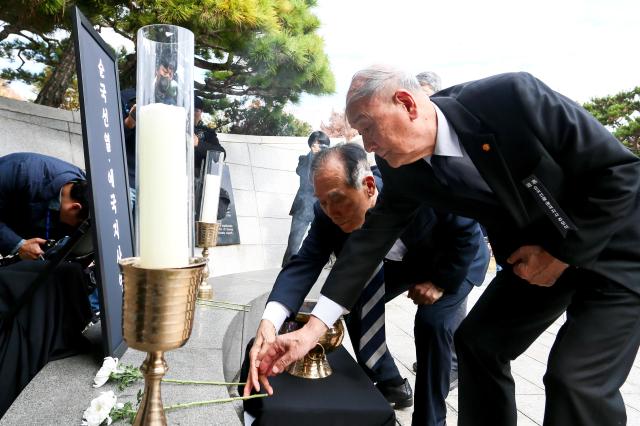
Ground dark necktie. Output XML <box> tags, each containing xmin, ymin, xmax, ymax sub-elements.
<box><xmin>359</xmin><ymin>263</ymin><xmax>387</xmax><ymax>370</ymax></box>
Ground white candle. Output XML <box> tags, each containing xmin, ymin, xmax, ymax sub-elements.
<box><xmin>137</xmin><ymin>103</ymin><xmax>189</xmax><ymax>268</ymax></box>
<box><xmin>200</xmin><ymin>174</ymin><xmax>222</xmax><ymax>223</ymax></box>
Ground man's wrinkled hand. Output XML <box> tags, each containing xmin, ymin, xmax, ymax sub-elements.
<box><xmin>258</xmin><ymin>316</ymin><xmax>327</xmax><ymax>378</ymax></box>
<box><xmin>243</xmin><ymin>320</ymin><xmax>277</xmax><ymax>396</ymax></box>
<box><xmin>407</xmin><ymin>281</ymin><xmax>444</xmax><ymax>305</ymax></box>
<box><xmin>18</xmin><ymin>238</ymin><xmax>46</xmax><ymax>260</ymax></box>
<box><xmin>507</xmin><ymin>245</ymin><xmax>569</xmax><ymax>286</ymax></box>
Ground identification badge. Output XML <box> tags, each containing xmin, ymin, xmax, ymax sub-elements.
<box><xmin>522</xmin><ymin>175</ymin><xmax>577</xmax><ymax>237</ymax></box>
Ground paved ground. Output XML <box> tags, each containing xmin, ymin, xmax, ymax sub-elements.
<box><xmin>382</xmin><ymin>261</ymin><xmax>640</xmax><ymax>425</ymax></box>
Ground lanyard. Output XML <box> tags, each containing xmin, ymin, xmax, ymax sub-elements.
<box><xmin>45</xmin><ymin>210</ymin><xmax>51</xmax><ymax>240</ymax></box>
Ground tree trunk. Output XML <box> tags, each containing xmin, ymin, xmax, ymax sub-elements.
<box><xmin>35</xmin><ymin>43</ymin><xmax>75</xmax><ymax>107</ymax></box>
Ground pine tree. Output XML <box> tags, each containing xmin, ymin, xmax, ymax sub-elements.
<box><xmin>0</xmin><ymin>0</ymin><xmax>335</xmax><ymax>125</ymax></box>
<box><xmin>584</xmin><ymin>87</ymin><xmax>640</xmax><ymax>156</ymax></box>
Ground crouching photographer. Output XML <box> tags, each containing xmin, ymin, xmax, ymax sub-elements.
<box><xmin>0</xmin><ymin>153</ymin><xmax>95</xmax><ymax>419</ymax></box>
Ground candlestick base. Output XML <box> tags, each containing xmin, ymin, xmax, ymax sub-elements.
<box><xmin>196</xmin><ymin>221</ymin><xmax>219</xmax><ymax>301</ymax></box>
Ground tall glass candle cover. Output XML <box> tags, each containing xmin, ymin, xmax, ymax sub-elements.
<box><xmin>135</xmin><ymin>25</ymin><xmax>194</xmax><ymax>268</ymax></box>
<box><xmin>199</xmin><ymin>151</ymin><xmax>225</xmax><ymax>223</ymax></box>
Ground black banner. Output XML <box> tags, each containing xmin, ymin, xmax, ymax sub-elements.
<box><xmin>72</xmin><ymin>7</ymin><xmax>133</xmax><ymax>357</ymax></box>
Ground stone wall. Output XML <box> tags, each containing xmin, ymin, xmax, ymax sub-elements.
<box><xmin>0</xmin><ymin>96</ymin><xmax>330</xmax><ymax>276</ymax></box>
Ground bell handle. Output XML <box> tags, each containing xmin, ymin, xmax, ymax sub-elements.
<box><xmin>308</xmin><ymin>343</ymin><xmax>326</xmax><ymax>360</ymax></box>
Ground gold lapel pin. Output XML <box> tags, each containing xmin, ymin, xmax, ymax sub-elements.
<box><xmin>482</xmin><ymin>143</ymin><xmax>491</xmax><ymax>152</ymax></box>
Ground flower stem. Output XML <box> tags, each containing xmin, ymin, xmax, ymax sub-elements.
<box><xmin>162</xmin><ymin>378</ymin><xmax>246</xmax><ymax>385</ymax></box>
<box><xmin>164</xmin><ymin>393</ymin><xmax>268</xmax><ymax>412</ymax></box>
<box><xmin>196</xmin><ymin>300</ymin><xmax>250</xmax><ymax>312</ymax></box>
<box><xmin>196</xmin><ymin>299</ymin><xmax>251</xmax><ymax>309</ymax></box>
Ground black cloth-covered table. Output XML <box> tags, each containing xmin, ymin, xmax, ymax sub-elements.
<box><xmin>242</xmin><ymin>341</ymin><xmax>395</xmax><ymax>426</ymax></box>
<box><xmin>0</xmin><ymin>261</ymin><xmax>92</xmax><ymax>418</ymax></box>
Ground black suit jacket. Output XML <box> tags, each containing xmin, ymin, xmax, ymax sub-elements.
<box><xmin>268</xmin><ymin>172</ymin><xmax>488</xmax><ymax>315</ymax></box>
<box><xmin>288</xmin><ymin>152</ymin><xmax>316</xmax><ymax>221</ymax></box>
<box><xmin>321</xmin><ymin>72</ymin><xmax>640</xmax><ymax>309</ymax></box>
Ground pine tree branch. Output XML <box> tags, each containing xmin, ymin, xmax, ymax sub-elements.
<box><xmin>104</xmin><ymin>20</ymin><xmax>134</xmax><ymax>42</ymax></box>
<box><xmin>15</xmin><ymin>47</ymin><xmax>26</xmax><ymax>69</ymax></box>
<box><xmin>17</xmin><ymin>31</ymin><xmax>42</xmax><ymax>48</ymax></box>
<box><xmin>194</xmin><ymin>57</ymin><xmax>233</xmax><ymax>71</ymax></box>
<box><xmin>0</xmin><ymin>23</ymin><xmax>19</xmax><ymax>42</ymax></box>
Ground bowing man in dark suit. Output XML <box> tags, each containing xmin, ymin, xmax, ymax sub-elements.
<box><xmin>255</xmin><ymin>67</ymin><xmax>640</xmax><ymax>426</ymax></box>
<box><xmin>245</xmin><ymin>143</ymin><xmax>489</xmax><ymax>425</ymax></box>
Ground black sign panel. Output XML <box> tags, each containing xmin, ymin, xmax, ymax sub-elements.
<box><xmin>72</xmin><ymin>7</ymin><xmax>133</xmax><ymax>357</ymax></box>
<box><xmin>216</xmin><ymin>164</ymin><xmax>241</xmax><ymax>245</ymax></box>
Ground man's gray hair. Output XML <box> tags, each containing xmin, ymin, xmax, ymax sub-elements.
<box><xmin>346</xmin><ymin>65</ymin><xmax>423</xmax><ymax>110</ymax></box>
<box><xmin>310</xmin><ymin>143</ymin><xmax>372</xmax><ymax>189</ymax></box>
<box><xmin>416</xmin><ymin>71</ymin><xmax>442</xmax><ymax>92</ymax></box>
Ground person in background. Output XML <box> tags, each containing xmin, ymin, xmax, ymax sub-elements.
<box><xmin>415</xmin><ymin>71</ymin><xmax>442</xmax><ymax>95</ymax></box>
<box><xmin>192</xmin><ymin>96</ymin><xmax>229</xmax><ymax>222</ymax></box>
<box><xmin>281</xmin><ymin>131</ymin><xmax>330</xmax><ymax>267</ymax></box>
<box><xmin>194</xmin><ymin>96</ymin><xmax>226</xmax><ymax>179</ymax></box>
<box><xmin>153</xmin><ymin>52</ymin><xmax>178</xmax><ymax>105</ymax></box>
<box><xmin>120</xmin><ymin>52</ymin><xmax>180</xmax><ymax>203</ymax></box>
<box><xmin>121</xmin><ymin>88</ymin><xmax>137</xmax><ymax>200</ymax></box>
<box><xmin>0</xmin><ymin>152</ymin><xmax>89</xmax><ymax>259</ymax></box>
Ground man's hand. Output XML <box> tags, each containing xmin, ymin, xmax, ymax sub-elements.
<box><xmin>507</xmin><ymin>245</ymin><xmax>569</xmax><ymax>286</ymax></box>
<box><xmin>18</xmin><ymin>238</ymin><xmax>46</xmax><ymax>260</ymax></box>
<box><xmin>124</xmin><ymin>105</ymin><xmax>136</xmax><ymax>129</ymax></box>
<box><xmin>243</xmin><ymin>319</ymin><xmax>277</xmax><ymax>396</ymax></box>
<box><xmin>257</xmin><ymin>316</ymin><xmax>328</xmax><ymax>382</ymax></box>
<box><xmin>407</xmin><ymin>281</ymin><xmax>444</xmax><ymax>305</ymax></box>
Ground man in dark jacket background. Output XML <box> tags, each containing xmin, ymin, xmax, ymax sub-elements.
<box><xmin>0</xmin><ymin>152</ymin><xmax>89</xmax><ymax>260</ymax></box>
<box><xmin>281</xmin><ymin>130</ymin><xmax>331</xmax><ymax>266</ymax></box>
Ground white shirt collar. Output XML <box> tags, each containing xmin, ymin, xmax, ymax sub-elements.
<box><xmin>431</xmin><ymin>103</ymin><xmax>463</xmax><ymax>158</ymax></box>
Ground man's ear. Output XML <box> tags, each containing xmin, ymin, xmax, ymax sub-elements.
<box><xmin>70</xmin><ymin>202</ymin><xmax>82</xmax><ymax>214</ymax></box>
<box><xmin>363</xmin><ymin>175</ymin><xmax>376</xmax><ymax>196</ymax></box>
<box><xmin>394</xmin><ymin>90</ymin><xmax>418</xmax><ymax>119</ymax></box>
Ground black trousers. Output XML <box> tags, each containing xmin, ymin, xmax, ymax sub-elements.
<box><xmin>455</xmin><ymin>267</ymin><xmax>640</xmax><ymax>426</ymax></box>
<box><xmin>412</xmin><ymin>279</ymin><xmax>472</xmax><ymax>426</ymax></box>
<box><xmin>281</xmin><ymin>215</ymin><xmax>312</xmax><ymax>267</ymax></box>
<box><xmin>0</xmin><ymin>261</ymin><xmax>91</xmax><ymax>418</ymax></box>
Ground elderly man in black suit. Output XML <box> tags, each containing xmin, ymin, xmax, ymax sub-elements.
<box><xmin>255</xmin><ymin>66</ymin><xmax>640</xmax><ymax>426</ymax></box>
<box><xmin>246</xmin><ymin>143</ymin><xmax>489</xmax><ymax>425</ymax></box>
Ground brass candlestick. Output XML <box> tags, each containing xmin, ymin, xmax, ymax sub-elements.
<box><xmin>121</xmin><ymin>257</ymin><xmax>206</xmax><ymax>426</ymax></box>
<box><xmin>195</xmin><ymin>221</ymin><xmax>219</xmax><ymax>300</ymax></box>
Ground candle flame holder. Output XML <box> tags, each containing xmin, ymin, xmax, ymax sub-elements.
<box><xmin>195</xmin><ymin>221</ymin><xmax>219</xmax><ymax>300</ymax></box>
<box><xmin>121</xmin><ymin>257</ymin><xmax>206</xmax><ymax>425</ymax></box>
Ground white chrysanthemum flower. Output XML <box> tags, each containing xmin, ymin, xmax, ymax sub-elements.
<box><xmin>93</xmin><ymin>357</ymin><xmax>119</xmax><ymax>388</ymax></box>
<box><xmin>81</xmin><ymin>391</ymin><xmax>117</xmax><ymax>426</ymax></box>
